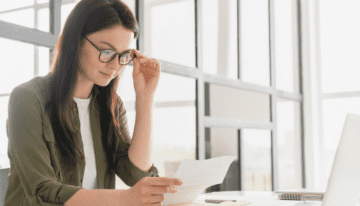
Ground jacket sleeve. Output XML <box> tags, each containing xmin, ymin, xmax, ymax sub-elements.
<box><xmin>114</xmin><ymin>97</ymin><xmax>159</xmax><ymax>187</ymax></box>
<box><xmin>7</xmin><ymin>86</ymin><xmax>83</xmax><ymax>205</ymax></box>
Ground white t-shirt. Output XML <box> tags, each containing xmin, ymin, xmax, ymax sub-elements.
<box><xmin>73</xmin><ymin>95</ymin><xmax>98</xmax><ymax>189</ymax></box>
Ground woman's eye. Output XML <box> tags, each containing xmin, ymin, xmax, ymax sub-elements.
<box><xmin>102</xmin><ymin>50</ymin><xmax>114</xmax><ymax>56</ymax></box>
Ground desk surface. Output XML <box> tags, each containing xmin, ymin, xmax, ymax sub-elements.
<box><xmin>195</xmin><ymin>191</ymin><xmax>360</xmax><ymax>206</ymax></box>
<box><xmin>194</xmin><ymin>191</ymin><xmax>320</xmax><ymax>206</ymax></box>
<box><xmin>197</xmin><ymin>191</ymin><xmax>279</xmax><ymax>203</ymax></box>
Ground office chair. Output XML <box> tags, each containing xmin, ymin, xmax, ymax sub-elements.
<box><xmin>208</xmin><ymin>160</ymin><xmax>239</xmax><ymax>192</ymax></box>
<box><xmin>0</xmin><ymin>168</ymin><xmax>9</xmax><ymax>206</ymax></box>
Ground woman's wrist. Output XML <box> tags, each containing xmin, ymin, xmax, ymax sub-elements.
<box><xmin>136</xmin><ymin>93</ymin><xmax>154</xmax><ymax>102</ymax></box>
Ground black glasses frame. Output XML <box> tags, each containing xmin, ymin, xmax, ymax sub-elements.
<box><xmin>82</xmin><ymin>34</ymin><xmax>137</xmax><ymax>65</ymax></box>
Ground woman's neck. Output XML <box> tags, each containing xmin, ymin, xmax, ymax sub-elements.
<box><xmin>73</xmin><ymin>75</ymin><xmax>94</xmax><ymax>99</ymax></box>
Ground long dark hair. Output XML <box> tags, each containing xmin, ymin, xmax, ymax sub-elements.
<box><xmin>45</xmin><ymin>0</ymin><xmax>138</xmax><ymax>171</ymax></box>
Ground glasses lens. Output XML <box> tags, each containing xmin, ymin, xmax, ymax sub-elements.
<box><xmin>119</xmin><ymin>53</ymin><xmax>132</xmax><ymax>65</ymax></box>
<box><xmin>100</xmin><ymin>50</ymin><xmax>116</xmax><ymax>62</ymax></box>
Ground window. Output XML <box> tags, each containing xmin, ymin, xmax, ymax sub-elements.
<box><xmin>242</xmin><ymin>129</ymin><xmax>272</xmax><ymax>191</ymax></box>
<box><xmin>307</xmin><ymin>0</ymin><xmax>360</xmax><ymax>189</ymax></box>
<box><xmin>205</xmin><ymin>0</ymin><xmax>302</xmax><ymax>192</ymax></box>
<box><xmin>202</xmin><ymin>0</ymin><xmax>238</xmax><ymax>79</ymax></box>
<box><xmin>319</xmin><ymin>0</ymin><xmax>360</xmax><ymax>93</ymax></box>
<box><xmin>0</xmin><ymin>37</ymin><xmax>34</xmax><ymax>94</ymax></box>
<box><xmin>143</xmin><ymin>0</ymin><xmax>195</xmax><ymax>68</ymax></box>
<box><xmin>209</xmin><ymin>84</ymin><xmax>270</xmax><ymax>123</ymax></box>
<box><xmin>277</xmin><ymin>98</ymin><xmax>302</xmax><ymax>190</ymax></box>
<box><xmin>0</xmin><ymin>1</ymin><xmax>35</xmax><ymax>29</ymax></box>
<box><xmin>240</xmin><ymin>0</ymin><xmax>270</xmax><ymax>86</ymax></box>
<box><xmin>274</xmin><ymin>0</ymin><xmax>298</xmax><ymax>93</ymax></box>
<box><xmin>0</xmin><ymin>1</ymin><xmax>50</xmax><ymax>32</ymax></box>
<box><xmin>38</xmin><ymin>46</ymin><xmax>50</xmax><ymax>76</ymax></box>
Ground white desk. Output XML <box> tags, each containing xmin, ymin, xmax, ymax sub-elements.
<box><xmin>193</xmin><ymin>191</ymin><xmax>320</xmax><ymax>206</ymax></box>
<box><xmin>176</xmin><ymin>191</ymin><xmax>360</xmax><ymax>206</ymax></box>
<box><xmin>197</xmin><ymin>191</ymin><xmax>277</xmax><ymax>202</ymax></box>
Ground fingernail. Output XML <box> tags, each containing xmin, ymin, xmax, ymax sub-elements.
<box><xmin>172</xmin><ymin>187</ymin><xmax>177</xmax><ymax>192</ymax></box>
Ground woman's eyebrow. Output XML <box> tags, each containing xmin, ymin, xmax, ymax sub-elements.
<box><xmin>99</xmin><ymin>41</ymin><xmax>131</xmax><ymax>53</ymax></box>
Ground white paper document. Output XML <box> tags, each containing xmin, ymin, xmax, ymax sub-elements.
<box><xmin>163</xmin><ymin>156</ymin><xmax>237</xmax><ymax>205</ymax></box>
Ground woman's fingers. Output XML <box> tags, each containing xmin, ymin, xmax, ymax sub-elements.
<box><xmin>131</xmin><ymin>49</ymin><xmax>160</xmax><ymax>69</ymax></box>
<box><xmin>132</xmin><ymin>49</ymin><xmax>160</xmax><ymax>67</ymax></box>
<box><xmin>142</xmin><ymin>177</ymin><xmax>183</xmax><ymax>186</ymax></box>
<box><xmin>151</xmin><ymin>185</ymin><xmax>178</xmax><ymax>194</ymax></box>
<box><xmin>151</xmin><ymin>194</ymin><xmax>165</xmax><ymax>203</ymax></box>
<box><xmin>131</xmin><ymin>48</ymin><xmax>148</xmax><ymax>59</ymax></box>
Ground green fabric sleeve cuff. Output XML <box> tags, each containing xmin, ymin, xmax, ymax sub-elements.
<box><xmin>29</xmin><ymin>182</ymin><xmax>83</xmax><ymax>205</ymax></box>
<box><xmin>118</xmin><ymin>155</ymin><xmax>159</xmax><ymax>186</ymax></box>
<box><xmin>56</xmin><ymin>184</ymin><xmax>84</xmax><ymax>204</ymax></box>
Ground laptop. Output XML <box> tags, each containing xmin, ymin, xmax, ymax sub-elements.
<box><xmin>293</xmin><ymin>113</ymin><xmax>360</xmax><ymax>206</ymax></box>
<box><xmin>321</xmin><ymin>113</ymin><xmax>360</xmax><ymax>206</ymax></box>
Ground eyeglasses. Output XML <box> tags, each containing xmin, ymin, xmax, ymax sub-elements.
<box><xmin>82</xmin><ymin>34</ymin><xmax>137</xmax><ymax>65</ymax></box>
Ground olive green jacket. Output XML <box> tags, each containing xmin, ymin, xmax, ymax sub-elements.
<box><xmin>4</xmin><ymin>73</ymin><xmax>158</xmax><ymax>206</ymax></box>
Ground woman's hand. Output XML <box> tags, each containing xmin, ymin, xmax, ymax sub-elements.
<box><xmin>124</xmin><ymin>177</ymin><xmax>183</xmax><ymax>206</ymax></box>
<box><xmin>131</xmin><ymin>49</ymin><xmax>161</xmax><ymax>100</ymax></box>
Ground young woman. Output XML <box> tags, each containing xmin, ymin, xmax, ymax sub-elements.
<box><xmin>4</xmin><ymin>0</ymin><xmax>183</xmax><ymax>205</ymax></box>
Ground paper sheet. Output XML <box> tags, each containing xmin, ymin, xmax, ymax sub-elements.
<box><xmin>163</xmin><ymin>156</ymin><xmax>237</xmax><ymax>205</ymax></box>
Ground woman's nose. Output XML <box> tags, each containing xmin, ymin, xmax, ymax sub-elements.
<box><xmin>107</xmin><ymin>56</ymin><xmax>122</xmax><ymax>70</ymax></box>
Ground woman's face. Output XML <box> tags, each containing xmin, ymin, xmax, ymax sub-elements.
<box><xmin>77</xmin><ymin>25</ymin><xmax>134</xmax><ymax>87</ymax></box>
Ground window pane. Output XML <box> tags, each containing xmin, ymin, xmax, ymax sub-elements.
<box><xmin>153</xmin><ymin>107</ymin><xmax>196</xmax><ymax>176</ymax></box>
<box><xmin>240</xmin><ymin>0</ymin><xmax>270</xmax><ymax>87</ymax></box>
<box><xmin>0</xmin><ymin>8</ymin><xmax>34</xmax><ymax>29</ymax></box>
<box><xmin>0</xmin><ymin>96</ymin><xmax>10</xmax><ymax>169</ymax></box>
<box><xmin>320</xmin><ymin>0</ymin><xmax>360</xmax><ymax>93</ymax></box>
<box><xmin>38</xmin><ymin>46</ymin><xmax>50</xmax><ymax>76</ymax></box>
<box><xmin>36</xmin><ymin>0</ymin><xmax>49</xmax><ymax>3</ymax></box>
<box><xmin>209</xmin><ymin>84</ymin><xmax>270</xmax><ymax>123</ymax></box>
<box><xmin>275</xmin><ymin>0</ymin><xmax>298</xmax><ymax>93</ymax></box>
<box><xmin>202</xmin><ymin>0</ymin><xmax>238</xmax><ymax>79</ymax></box>
<box><xmin>242</xmin><ymin>129</ymin><xmax>272</xmax><ymax>191</ymax></box>
<box><xmin>0</xmin><ymin>1</ymin><xmax>41</xmax><ymax>31</ymax></box>
<box><xmin>144</xmin><ymin>0</ymin><xmax>195</xmax><ymax>68</ymax></box>
<box><xmin>0</xmin><ymin>37</ymin><xmax>34</xmax><ymax>94</ymax></box>
<box><xmin>155</xmin><ymin>73</ymin><xmax>196</xmax><ymax>102</ymax></box>
<box><xmin>117</xmin><ymin>65</ymin><xmax>136</xmax><ymax>102</ymax></box>
<box><xmin>322</xmin><ymin>97</ymin><xmax>360</xmax><ymax>184</ymax></box>
<box><xmin>37</xmin><ymin>6</ymin><xmax>49</xmax><ymax>33</ymax></box>
<box><xmin>209</xmin><ymin>128</ymin><xmax>239</xmax><ymax>192</ymax></box>
<box><xmin>0</xmin><ymin>0</ymin><xmax>34</xmax><ymax>12</ymax></box>
<box><xmin>277</xmin><ymin>98</ymin><xmax>302</xmax><ymax>190</ymax></box>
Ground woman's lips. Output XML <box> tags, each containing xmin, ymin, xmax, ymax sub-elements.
<box><xmin>100</xmin><ymin>72</ymin><xmax>111</xmax><ymax>77</ymax></box>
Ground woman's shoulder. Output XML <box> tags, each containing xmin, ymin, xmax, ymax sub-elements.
<box><xmin>10</xmin><ymin>73</ymin><xmax>53</xmax><ymax>104</ymax></box>
<box><xmin>12</xmin><ymin>73</ymin><xmax>52</xmax><ymax>92</ymax></box>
